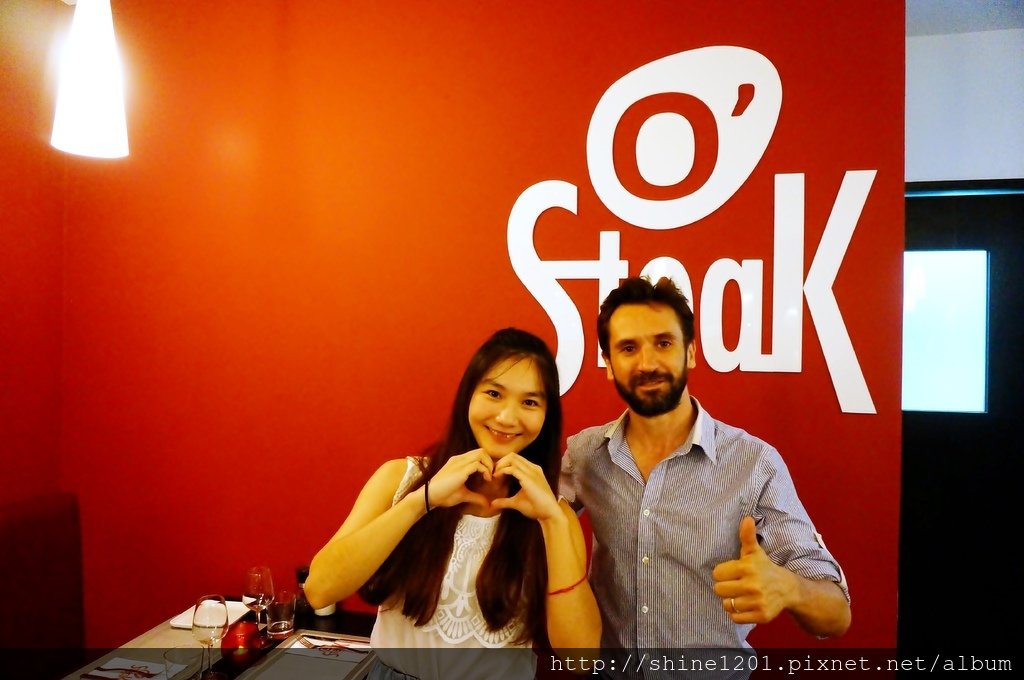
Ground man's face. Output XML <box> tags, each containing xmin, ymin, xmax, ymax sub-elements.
<box><xmin>604</xmin><ymin>303</ymin><xmax>695</xmax><ymax>417</ymax></box>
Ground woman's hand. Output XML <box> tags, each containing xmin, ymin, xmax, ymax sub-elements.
<box><xmin>490</xmin><ymin>453</ymin><xmax>561</xmax><ymax>521</ymax></box>
<box><xmin>426</xmin><ymin>448</ymin><xmax>494</xmax><ymax>510</ymax></box>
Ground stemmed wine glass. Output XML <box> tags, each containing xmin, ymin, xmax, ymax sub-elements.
<box><xmin>242</xmin><ymin>566</ymin><xmax>274</xmax><ymax>642</ymax></box>
<box><xmin>191</xmin><ymin>594</ymin><xmax>229</xmax><ymax>680</ymax></box>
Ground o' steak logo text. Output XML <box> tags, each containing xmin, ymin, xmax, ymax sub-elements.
<box><xmin>507</xmin><ymin>47</ymin><xmax>876</xmax><ymax>414</ymax></box>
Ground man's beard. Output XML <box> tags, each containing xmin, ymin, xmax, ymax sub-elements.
<box><xmin>613</xmin><ymin>366</ymin><xmax>688</xmax><ymax>417</ymax></box>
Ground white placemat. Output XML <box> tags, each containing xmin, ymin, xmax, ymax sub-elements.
<box><xmin>79</xmin><ymin>656</ymin><xmax>164</xmax><ymax>679</ymax></box>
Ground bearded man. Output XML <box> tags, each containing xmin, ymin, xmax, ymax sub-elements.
<box><xmin>560</xmin><ymin>276</ymin><xmax>850</xmax><ymax>678</ymax></box>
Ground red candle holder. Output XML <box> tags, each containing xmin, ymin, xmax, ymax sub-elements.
<box><xmin>221</xmin><ymin>620</ymin><xmax>261</xmax><ymax>665</ymax></box>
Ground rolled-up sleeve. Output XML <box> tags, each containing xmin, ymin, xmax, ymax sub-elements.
<box><xmin>754</xmin><ymin>449</ymin><xmax>851</xmax><ymax>603</ymax></box>
<box><xmin>559</xmin><ymin>440</ymin><xmax>582</xmax><ymax>511</ymax></box>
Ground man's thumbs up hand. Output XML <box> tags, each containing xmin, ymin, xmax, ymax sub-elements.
<box><xmin>712</xmin><ymin>516</ymin><xmax>796</xmax><ymax>624</ymax></box>
<box><xmin>738</xmin><ymin>515</ymin><xmax>761</xmax><ymax>556</ymax></box>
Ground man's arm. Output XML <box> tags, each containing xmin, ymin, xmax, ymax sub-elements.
<box><xmin>711</xmin><ymin>516</ymin><xmax>851</xmax><ymax>637</ymax></box>
<box><xmin>785</xmin><ymin>568</ymin><xmax>851</xmax><ymax>637</ymax></box>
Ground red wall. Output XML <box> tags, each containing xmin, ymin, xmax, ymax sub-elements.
<box><xmin>0</xmin><ymin>0</ymin><xmax>64</xmax><ymax>506</ymax></box>
<box><xmin>9</xmin><ymin>0</ymin><xmax>902</xmax><ymax>649</ymax></box>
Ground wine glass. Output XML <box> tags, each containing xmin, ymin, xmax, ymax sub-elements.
<box><xmin>191</xmin><ymin>594</ymin><xmax>229</xmax><ymax>680</ymax></box>
<box><xmin>242</xmin><ymin>566</ymin><xmax>274</xmax><ymax>641</ymax></box>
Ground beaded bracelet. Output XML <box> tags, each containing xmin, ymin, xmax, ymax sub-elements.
<box><xmin>547</xmin><ymin>573</ymin><xmax>587</xmax><ymax>596</ymax></box>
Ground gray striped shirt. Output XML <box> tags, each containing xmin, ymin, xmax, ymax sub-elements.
<box><xmin>560</xmin><ymin>398</ymin><xmax>848</xmax><ymax>658</ymax></box>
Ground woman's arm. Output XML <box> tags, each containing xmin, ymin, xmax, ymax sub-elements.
<box><xmin>305</xmin><ymin>450</ymin><xmax>496</xmax><ymax>609</ymax></box>
<box><xmin>304</xmin><ymin>458</ymin><xmax>423</xmax><ymax>609</ymax></box>
<box><xmin>540</xmin><ymin>500</ymin><xmax>602</xmax><ymax>655</ymax></box>
<box><xmin>491</xmin><ymin>455</ymin><xmax>601</xmax><ymax>655</ymax></box>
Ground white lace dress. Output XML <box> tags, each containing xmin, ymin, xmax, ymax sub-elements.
<box><xmin>369</xmin><ymin>458</ymin><xmax>537</xmax><ymax>680</ymax></box>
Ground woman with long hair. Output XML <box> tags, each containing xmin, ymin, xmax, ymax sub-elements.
<box><xmin>305</xmin><ymin>328</ymin><xmax>600</xmax><ymax>679</ymax></box>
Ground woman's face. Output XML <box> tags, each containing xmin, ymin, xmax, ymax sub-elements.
<box><xmin>468</xmin><ymin>356</ymin><xmax>547</xmax><ymax>458</ymax></box>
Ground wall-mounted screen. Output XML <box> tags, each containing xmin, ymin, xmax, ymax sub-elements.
<box><xmin>902</xmin><ymin>250</ymin><xmax>989</xmax><ymax>412</ymax></box>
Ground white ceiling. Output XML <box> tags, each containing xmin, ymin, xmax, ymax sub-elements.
<box><xmin>907</xmin><ymin>0</ymin><xmax>1024</xmax><ymax>36</ymax></box>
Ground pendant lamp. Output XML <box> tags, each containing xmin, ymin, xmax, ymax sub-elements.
<box><xmin>50</xmin><ymin>0</ymin><xmax>129</xmax><ymax>158</ymax></box>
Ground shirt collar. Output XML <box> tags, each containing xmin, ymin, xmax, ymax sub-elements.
<box><xmin>691</xmin><ymin>397</ymin><xmax>717</xmax><ymax>463</ymax></box>
<box><xmin>602</xmin><ymin>396</ymin><xmax>717</xmax><ymax>463</ymax></box>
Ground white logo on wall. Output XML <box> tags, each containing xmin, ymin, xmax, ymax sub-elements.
<box><xmin>507</xmin><ymin>46</ymin><xmax>876</xmax><ymax>414</ymax></box>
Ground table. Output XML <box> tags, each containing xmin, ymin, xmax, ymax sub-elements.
<box><xmin>64</xmin><ymin>605</ymin><xmax>376</xmax><ymax>680</ymax></box>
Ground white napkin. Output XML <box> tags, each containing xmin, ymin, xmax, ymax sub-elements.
<box><xmin>169</xmin><ymin>600</ymin><xmax>249</xmax><ymax>629</ymax></box>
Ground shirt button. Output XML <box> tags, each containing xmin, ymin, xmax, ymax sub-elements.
<box><xmin>642</xmin><ymin>508</ymin><xmax>651</xmax><ymax>517</ymax></box>
<box><xmin>642</xmin><ymin>555</ymin><xmax>650</xmax><ymax>565</ymax></box>
<box><xmin>641</xmin><ymin>605</ymin><xmax>649</xmax><ymax>614</ymax></box>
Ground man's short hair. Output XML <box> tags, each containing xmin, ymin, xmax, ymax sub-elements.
<box><xmin>597</xmin><ymin>276</ymin><xmax>695</xmax><ymax>355</ymax></box>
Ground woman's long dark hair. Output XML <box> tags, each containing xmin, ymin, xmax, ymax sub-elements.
<box><xmin>359</xmin><ymin>328</ymin><xmax>562</xmax><ymax>645</ymax></box>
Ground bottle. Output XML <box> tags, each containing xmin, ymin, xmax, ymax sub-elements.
<box><xmin>295</xmin><ymin>565</ymin><xmax>336</xmax><ymax>617</ymax></box>
<box><xmin>295</xmin><ymin>566</ymin><xmax>313</xmax><ymax>616</ymax></box>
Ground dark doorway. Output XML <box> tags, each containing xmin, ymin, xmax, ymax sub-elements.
<box><xmin>898</xmin><ymin>180</ymin><xmax>1023</xmax><ymax>657</ymax></box>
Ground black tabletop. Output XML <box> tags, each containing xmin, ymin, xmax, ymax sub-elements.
<box><xmin>213</xmin><ymin>605</ymin><xmax>376</xmax><ymax>678</ymax></box>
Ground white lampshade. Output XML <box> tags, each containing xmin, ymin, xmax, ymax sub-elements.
<box><xmin>51</xmin><ymin>0</ymin><xmax>129</xmax><ymax>158</ymax></box>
